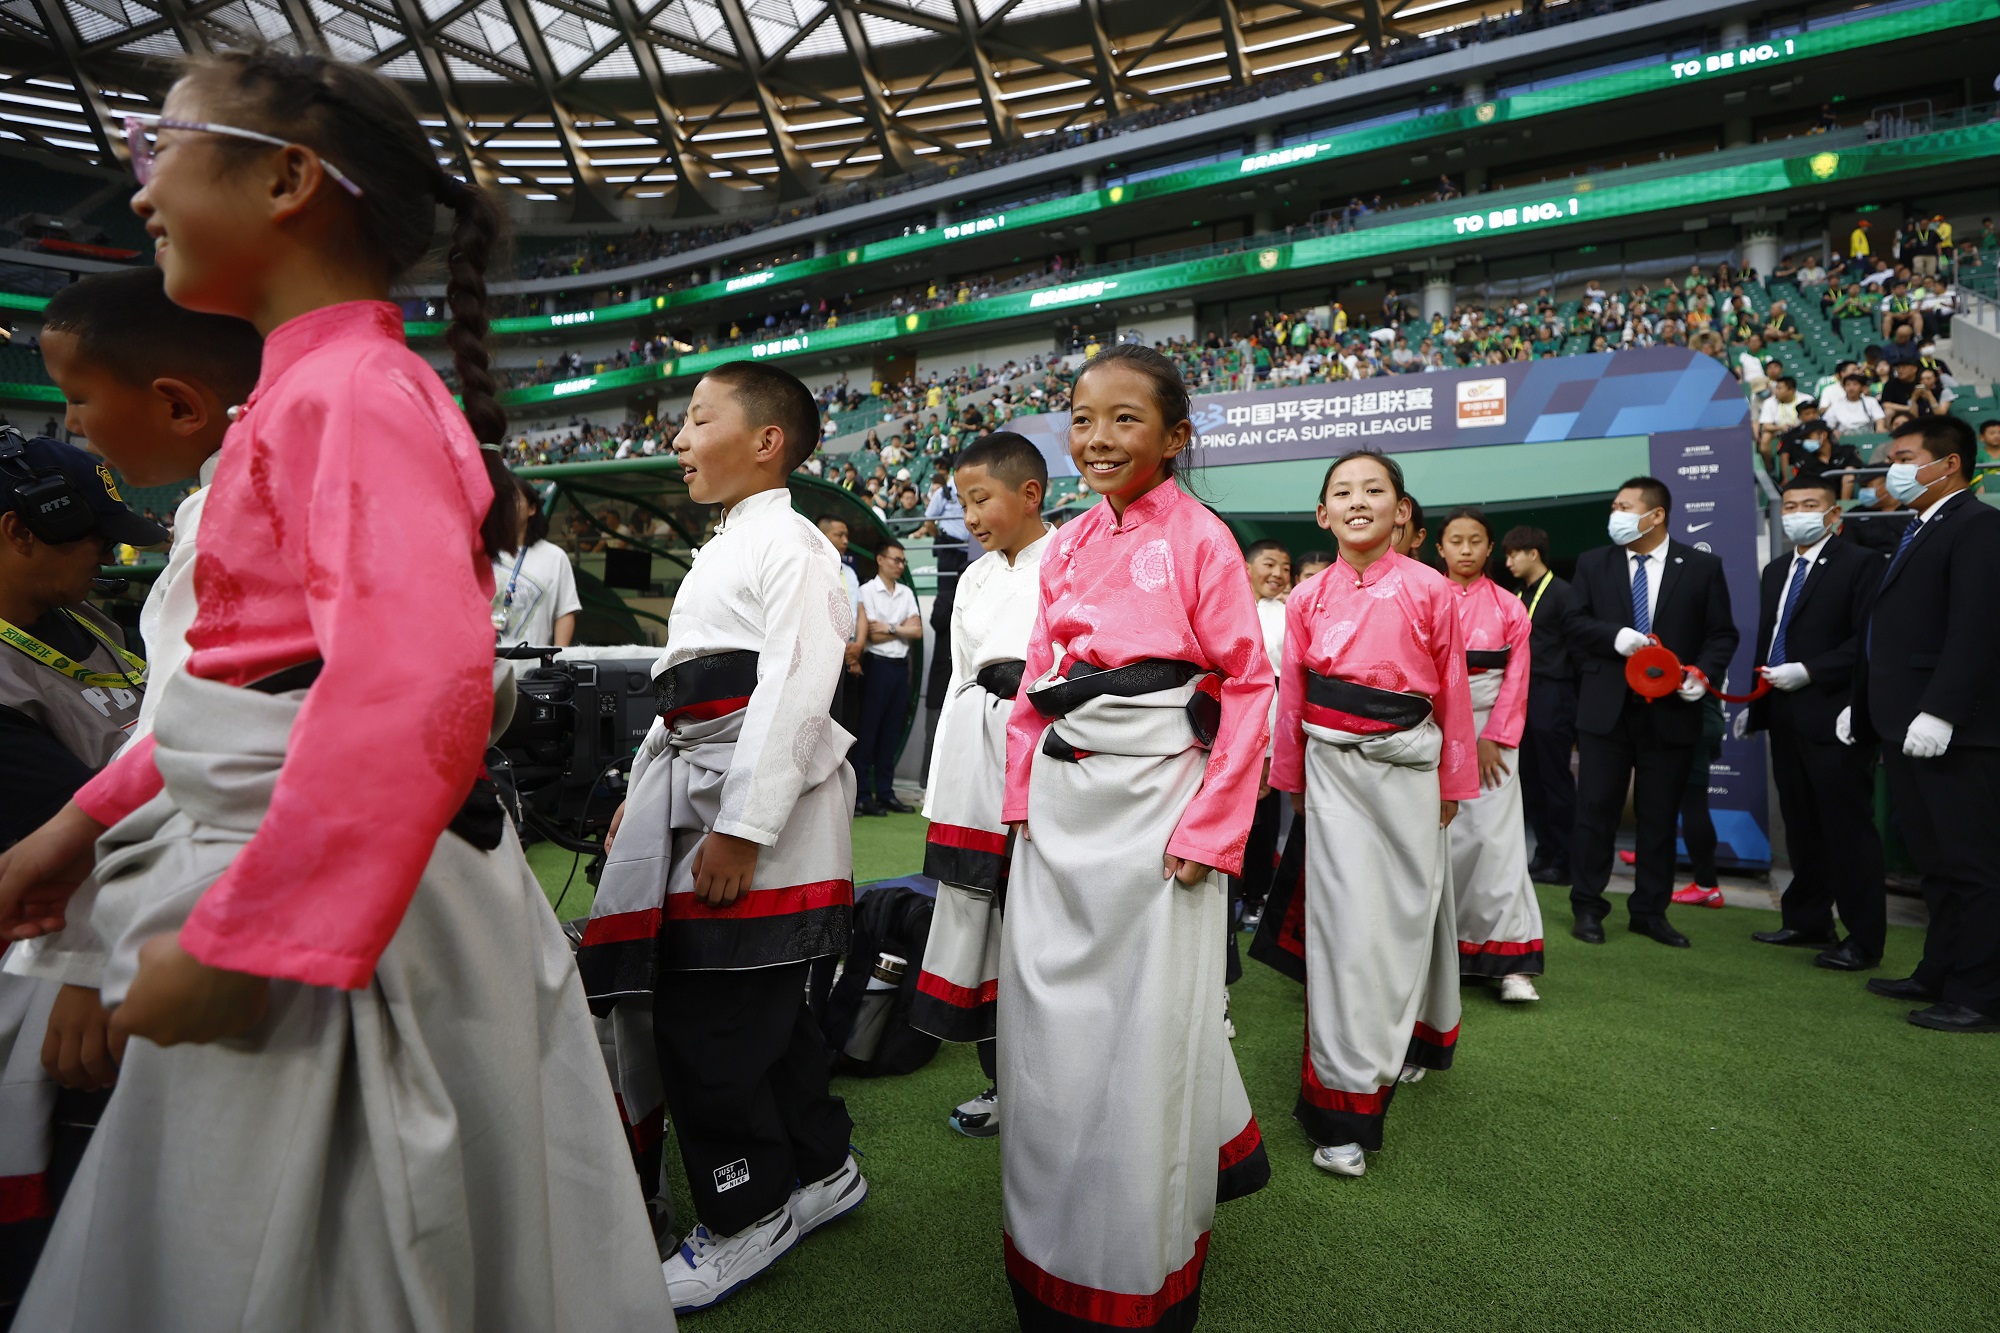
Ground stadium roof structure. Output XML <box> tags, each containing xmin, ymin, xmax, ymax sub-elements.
<box><xmin>3</xmin><ymin>0</ymin><xmax>1507</xmax><ymax>217</ymax></box>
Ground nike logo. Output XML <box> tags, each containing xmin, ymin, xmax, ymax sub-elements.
<box><xmin>1686</xmin><ymin>522</ymin><xmax>1713</xmax><ymax>533</ymax></box>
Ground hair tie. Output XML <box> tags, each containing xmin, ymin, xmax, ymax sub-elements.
<box><xmin>479</xmin><ymin>440</ymin><xmax>503</xmax><ymax>454</ymax></box>
<box><xmin>437</xmin><ymin>173</ymin><xmax>473</xmax><ymax>207</ymax></box>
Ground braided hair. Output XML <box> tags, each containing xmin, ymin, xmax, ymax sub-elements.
<box><xmin>184</xmin><ymin>48</ymin><xmax>515</xmax><ymax>558</ymax></box>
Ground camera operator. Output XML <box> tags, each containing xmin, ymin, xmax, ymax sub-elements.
<box><xmin>0</xmin><ymin>433</ymin><xmax>163</xmax><ymax>1318</ymax></box>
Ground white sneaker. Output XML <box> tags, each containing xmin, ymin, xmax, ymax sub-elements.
<box><xmin>1397</xmin><ymin>1063</ymin><xmax>1426</xmax><ymax>1084</ymax></box>
<box><xmin>1312</xmin><ymin>1142</ymin><xmax>1366</xmax><ymax>1177</ymax></box>
<box><xmin>1223</xmin><ymin>989</ymin><xmax>1237</xmax><ymax>1040</ymax></box>
<box><xmin>950</xmin><ymin>1087</ymin><xmax>999</xmax><ymax>1138</ymax></box>
<box><xmin>1499</xmin><ymin>975</ymin><xmax>1541</xmax><ymax>1003</ymax></box>
<box><xmin>662</xmin><ymin>1207</ymin><xmax>800</xmax><ymax>1313</ymax></box>
<box><xmin>789</xmin><ymin>1153</ymin><xmax>869</xmax><ymax>1236</ymax></box>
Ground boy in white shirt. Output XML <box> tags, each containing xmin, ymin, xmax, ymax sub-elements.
<box><xmin>910</xmin><ymin>432</ymin><xmax>1049</xmax><ymax>1136</ymax></box>
<box><xmin>586</xmin><ymin>361</ymin><xmax>863</xmax><ymax>1314</ymax></box>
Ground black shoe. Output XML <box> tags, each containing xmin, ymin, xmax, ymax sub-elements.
<box><xmin>1813</xmin><ymin>939</ymin><xmax>1882</xmax><ymax>972</ymax></box>
<box><xmin>1538</xmin><ymin>865</ymin><xmax>1572</xmax><ymax>886</ymax></box>
<box><xmin>1571</xmin><ymin>915</ymin><xmax>1605</xmax><ymax>945</ymax></box>
<box><xmin>1906</xmin><ymin>1003</ymin><xmax>2000</xmax><ymax>1034</ymax></box>
<box><xmin>878</xmin><ymin>795</ymin><xmax>915</xmax><ymax>814</ymax></box>
<box><xmin>1866</xmin><ymin>975</ymin><xmax>1940</xmax><ymax>1002</ymax></box>
<box><xmin>1751</xmin><ymin>927</ymin><xmax>1840</xmax><ymax>949</ymax></box>
<box><xmin>1630</xmin><ymin>918</ymin><xmax>1691</xmax><ymax>948</ymax></box>
<box><xmin>854</xmin><ymin>800</ymin><xmax>887</xmax><ymax>818</ymax></box>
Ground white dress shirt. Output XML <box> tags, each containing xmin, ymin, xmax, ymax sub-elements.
<box><xmin>1767</xmin><ymin>532</ymin><xmax>1831</xmax><ymax>654</ymax></box>
<box><xmin>859</xmin><ymin>575</ymin><xmax>920</xmax><ymax>659</ymax></box>
<box><xmin>1626</xmin><ymin>542</ymin><xmax>1666</xmax><ymax>626</ymax></box>
<box><xmin>651</xmin><ymin>486</ymin><xmax>848</xmax><ymax>845</ymax></box>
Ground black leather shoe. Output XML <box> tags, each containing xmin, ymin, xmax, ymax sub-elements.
<box><xmin>1866</xmin><ymin>975</ymin><xmax>1940</xmax><ymax>1002</ymax></box>
<box><xmin>1571</xmin><ymin>915</ymin><xmax>1605</xmax><ymax>945</ymax></box>
<box><xmin>878</xmin><ymin>795</ymin><xmax>915</xmax><ymax>814</ymax></box>
<box><xmin>1813</xmin><ymin>939</ymin><xmax>1882</xmax><ymax>972</ymax></box>
<box><xmin>1630</xmin><ymin>918</ymin><xmax>1691</xmax><ymax>948</ymax></box>
<box><xmin>1751</xmin><ymin>927</ymin><xmax>1840</xmax><ymax>948</ymax></box>
<box><xmin>1539</xmin><ymin>866</ymin><xmax>1572</xmax><ymax>886</ymax></box>
<box><xmin>1906</xmin><ymin>1003</ymin><xmax>2000</xmax><ymax>1033</ymax></box>
<box><xmin>854</xmin><ymin>800</ymin><xmax>887</xmax><ymax>818</ymax></box>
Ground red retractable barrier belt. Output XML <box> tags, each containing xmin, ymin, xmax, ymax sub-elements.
<box><xmin>1625</xmin><ymin>636</ymin><xmax>1770</xmax><ymax>704</ymax></box>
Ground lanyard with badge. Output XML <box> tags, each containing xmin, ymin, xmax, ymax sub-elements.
<box><xmin>1521</xmin><ymin>571</ymin><xmax>1553</xmax><ymax>622</ymax></box>
<box><xmin>0</xmin><ymin>609</ymin><xmax>147</xmax><ymax>688</ymax></box>
<box><xmin>493</xmin><ymin>546</ymin><xmax>530</xmax><ymax>632</ymax></box>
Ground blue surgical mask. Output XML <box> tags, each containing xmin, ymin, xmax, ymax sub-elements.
<box><xmin>1782</xmin><ymin>511</ymin><xmax>1830</xmax><ymax>545</ymax></box>
<box><xmin>1884</xmin><ymin>459</ymin><xmax>1941</xmax><ymax>504</ymax></box>
<box><xmin>1855</xmin><ymin>486</ymin><xmax>1877</xmax><ymax>506</ymax></box>
<box><xmin>1607</xmin><ymin>511</ymin><xmax>1648</xmax><ymax>546</ymax></box>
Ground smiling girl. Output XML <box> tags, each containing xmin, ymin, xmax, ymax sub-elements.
<box><xmin>1437</xmin><ymin>507</ymin><xmax>1544</xmax><ymax>1002</ymax></box>
<box><xmin>0</xmin><ymin>50</ymin><xmax>673</xmax><ymax>1329</ymax></box>
<box><xmin>999</xmin><ymin>345</ymin><xmax>1270</xmax><ymax>1331</ymax></box>
<box><xmin>1271</xmin><ymin>450</ymin><xmax>1476</xmax><ymax>1179</ymax></box>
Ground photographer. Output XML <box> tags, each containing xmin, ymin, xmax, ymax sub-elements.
<box><xmin>0</xmin><ymin>433</ymin><xmax>163</xmax><ymax>1319</ymax></box>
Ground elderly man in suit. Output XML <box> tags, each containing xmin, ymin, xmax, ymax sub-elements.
<box><xmin>1564</xmin><ymin>477</ymin><xmax>1740</xmax><ymax>948</ymax></box>
<box><xmin>1846</xmin><ymin>416</ymin><xmax>2000</xmax><ymax>1032</ymax></box>
<box><xmin>1739</xmin><ymin>473</ymin><xmax>1886</xmax><ymax>969</ymax></box>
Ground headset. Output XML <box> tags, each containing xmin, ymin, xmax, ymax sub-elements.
<box><xmin>0</xmin><ymin>425</ymin><xmax>96</xmax><ymax>545</ymax></box>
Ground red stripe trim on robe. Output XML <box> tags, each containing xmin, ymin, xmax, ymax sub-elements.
<box><xmin>0</xmin><ymin>1173</ymin><xmax>52</xmax><ymax>1224</ymax></box>
<box><xmin>580</xmin><ymin>908</ymin><xmax>662</xmax><ymax>947</ymax></box>
<box><xmin>665</xmin><ymin>879</ymin><xmax>853</xmax><ymax>921</ymax></box>
<box><xmin>915</xmin><ymin>969</ymin><xmax>998</xmax><ymax>1010</ymax></box>
<box><xmin>926</xmin><ymin>822</ymin><xmax>1009</xmax><ymax>856</ymax></box>
<box><xmin>1299</xmin><ymin>1050</ymin><xmax>1391</xmax><ymax>1113</ymax></box>
<box><xmin>1457</xmin><ymin>938</ymin><xmax>1545</xmax><ymax>957</ymax></box>
<box><xmin>661</xmin><ymin>695</ymin><xmax>751</xmax><ymax>728</ymax></box>
<box><xmin>1413</xmin><ymin>1021</ymin><xmax>1460</xmax><ymax>1048</ymax></box>
<box><xmin>1218</xmin><ymin>1119</ymin><xmax>1261</xmax><ymax>1171</ymax></box>
<box><xmin>1302</xmin><ymin>702</ymin><xmax>1402</xmax><ymax>735</ymax></box>
<box><xmin>1004</xmin><ymin>1231</ymin><xmax>1209</xmax><ymax>1328</ymax></box>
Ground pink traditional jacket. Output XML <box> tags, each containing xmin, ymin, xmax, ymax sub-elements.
<box><xmin>75</xmin><ymin>301</ymin><xmax>499</xmax><ymax>990</ymax></box>
<box><xmin>1448</xmin><ymin>573</ymin><xmax>1532</xmax><ymax>749</ymax></box>
<box><xmin>1271</xmin><ymin>549</ymin><xmax>1479</xmax><ymax>802</ymax></box>
<box><xmin>1002</xmin><ymin>480</ymin><xmax>1272</xmax><ymax>876</ymax></box>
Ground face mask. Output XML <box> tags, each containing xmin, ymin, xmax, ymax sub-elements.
<box><xmin>1782</xmin><ymin>511</ymin><xmax>1830</xmax><ymax>545</ymax></box>
<box><xmin>1884</xmin><ymin>459</ymin><xmax>1941</xmax><ymax>504</ymax></box>
<box><xmin>1607</xmin><ymin>510</ymin><xmax>1650</xmax><ymax>546</ymax></box>
<box><xmin>1855</xmin><ymin>486</ymin><xmax>1877</xmax><ymax>506</ymax></box>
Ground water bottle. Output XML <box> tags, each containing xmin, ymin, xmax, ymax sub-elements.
<box><xmin>842</xmin><ymin>951</ymin><xmax>907</xmax><ymax>1062</ymax></box>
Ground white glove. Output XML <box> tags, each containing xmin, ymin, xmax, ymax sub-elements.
<box><xmin>1761</xmin><ymin>662</ymin><xmax>1811</xmax><ymax>692</ymax></box>
<box><xmin>1731</xmin><ymin>708</ymin><xmax>1750</xmax><ymax>739</ymax></box>
<box><xmin>1903</xmin><ymin>711</ymin><xmax>1954</xmax><ymax>759</ymax></box>
<box><xmin>1835</xmin><ymin>705</ymin><xmax>1854</xmax><ymax>746</ymax></box>
<box><xmin>1676</xmin><ymin>674</ymin><xmax>1706</xmax><ymax>701</ymax></box>
<box><xmin>1615</xmin><ymin>628</ymin><xmax>1651</xmax><ymax>657</ymax></box>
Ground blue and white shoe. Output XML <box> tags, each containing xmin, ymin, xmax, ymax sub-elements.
<box><xmin>789</xmin><ymin>1153</ymin><xmax>869</xmax><ymax>1237</ymax></box>
<box><xmin>949</xmin><ymin>1087</ymin><xmax>1000</xmax><ymax>1138</ymax></box>
<box><xmin>662</xmin><ymin>1207</ymin><xmax>800</xmax><ymax>1314</ymax></box>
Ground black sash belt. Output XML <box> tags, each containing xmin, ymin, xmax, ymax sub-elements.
<box><xmin>245</xmin><ymin>657</ymin><xmax>503</xmax><ymax>849</ymax></box>
<box><xmin>1465</xmin><ymin>646</ymin><xmax>1511</xmax><ymax>671</ymax></box>
<box><xmin>1304</xmin><ymin>671</ymin><xmax>1433</xmax><ymax>730</ymax></box>
<box><xmin>655</xmin><ymin>649</ymin><xmax>760</xmax><ymax>726</ymax></box>
<box><xmin>974</xmin><ymin>660</ymin><xmax>1026</xmax><ymax>700</ymax></box>
<box><xmin>1031</xmin><ymin>657</ymin><xmax>1219</xmax><ymax>762</ymax></box>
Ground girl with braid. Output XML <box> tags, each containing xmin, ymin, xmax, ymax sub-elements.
<box><xmin>0</xmin><ymin>50</ymin><xmax>676</xmax><ymax>1330</ymax></box>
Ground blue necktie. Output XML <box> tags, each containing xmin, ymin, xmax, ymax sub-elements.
<box><xmin>1630</xmin><ymin>556</ymin><xmax>1651</xmax><ymax>636</ymax></box>
<box><xmin>1768</xmin><ymin>555</ymin><xmax>1810</xmax><ymax>667</ymax></box>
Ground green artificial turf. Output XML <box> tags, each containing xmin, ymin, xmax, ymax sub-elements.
<box><xmin>529</xmin><ymin>821</ymin><xmax>2000</xmax><ymax>1331</ymax></box>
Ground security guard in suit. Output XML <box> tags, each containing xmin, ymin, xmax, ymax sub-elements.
<box><xmin>1740</xmin><ymin>473</ymin><xmax>1885</xmax><ymax>970</ymax></box>
<box><xmin>1846</xmin><ymin>416</ymin><xmax>2000</xmax><ymax>1031</ymax></box>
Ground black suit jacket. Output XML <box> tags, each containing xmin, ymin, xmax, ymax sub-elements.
<box><xmin>1745</xmin><ymin>534</ymin><xmax>1883</xmax><ymax>742</ymax></box>
<box><xmin>1853</xmin><ymin>489</ymin><xmax>2000</xmax><ymax>748</ymax></box>
<box><xmin>1563</xmin><ymin>540</ymin><xmax>1740</xmax><ymax>744</ymax></box>
<box><xmin>1521</xmin><ymin>573</ymin><xmax>1575</xmax><ymax>681</ymax></box>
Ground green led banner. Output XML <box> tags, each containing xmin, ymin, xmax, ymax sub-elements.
<box><xmin>497</xmin><ymin>119</ymin><xmax>1999</xmax><ymax>406</ymax></box>
<box><xmin>497</xmin><ymin>358</ymin><xmax>672</xmax><ymax>406</ymax></box>
<box><xmin>0</xmin><ymin>381</ymin><xmax>62</xmax><ymax>402</ymax></box>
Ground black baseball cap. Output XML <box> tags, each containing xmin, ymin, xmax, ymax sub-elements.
<box><xmin>7</xmin><ymin>434</ymin><xmax>169</xmax><ymax>546</ymax></box>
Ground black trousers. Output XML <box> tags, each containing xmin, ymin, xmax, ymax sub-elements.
<box><xmin>1678</xmin><ymin>696</ymin><xmax>1723</xmax><ymax>888</ymax></box>
<box><xmin>853</xmin><ymin>654</ymin><xmax>911</xmax><ymax>801</ymax></box>
<box><xmin>1571</xmin><ymin>700</ymin><xmax>1696</xmax><ymax>924</ymax></box>
<box><xmin>1769</xmin><ymin>703</ymin><xmax>1886</xmax><ymax>954</ymax></box>
<box><xmin>652</xmin><ymin>962</ymin><xmax>854</xmax><ymax>1236</ymax></box>
<box><xmin>1231</xmin><ymin>790</ymin><xmax>1282</xmax><ymax>914</ymax></box>
<box><xmin>1880</xmin><ymin>744</ymin><xmax>2000</xmax><ymax>1013</ymax></box>
<box><xmin>1519</xmin><ymin>677</ymin><xmax>1578</xmax><ymax>871</ymax></box>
